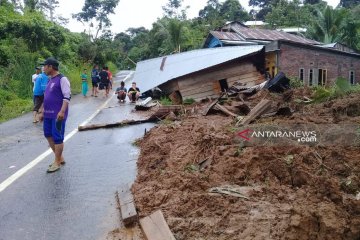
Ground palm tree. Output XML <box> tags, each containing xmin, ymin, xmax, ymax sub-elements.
<box><xmin>308</xmin><ymin>6</ymin><xmax>347</xmax><ymax>43</ymax></box>
<box><xmin>155</xmin><ymin>18</ymin><xmax>185</xmax><ymax>54</ymax></box>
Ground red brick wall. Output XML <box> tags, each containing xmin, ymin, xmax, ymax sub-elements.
<box><xmin>278</xmin><ymin>43</ymin><xmax>360</xmax><ymax>86</ymax></box>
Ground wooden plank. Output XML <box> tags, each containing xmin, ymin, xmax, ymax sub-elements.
<box><xmin>238</xmin><ymin>99</ymin><xmax>272</xmax><ymax>126</ymax></box>
<box><xmin>116</xmin><ymin>184</ymin><xmax>138</xmax><ymax>227</ymax></box>
<box><xmin>214</xmin><ymin>103</ymin><xmax>238</xmax><ymax>117</ymax></box>
<box><xmin>140</xmin><ymin>210</ymin><xmax>176</xmax><ymax>240</ymax></box>
<box><xmin>182</xmin><ymin>89</ymin><xmax>217</xmax><ymax>101</ymax></box>
<box><xmin>150</xmin><ymin>105</ymin><xmax>183</xmax><ymax>119</ymax></box>
<box><xmin>78</xmin><ymin>118</ymin><xmax>156</xmax><ymax>131</ymax></box>
<box><xmin>202</xmin><ymin>93</ymin><xmax>224</xmax><ymax>116</ymax></box>
<box><xmin>177</xmin><ymin>63</ymin><xmax>256</xmax><ymax>89</ymax></box>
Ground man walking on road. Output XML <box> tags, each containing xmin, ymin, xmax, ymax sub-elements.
<box><xmin>39</xmin><ymin>57</ymin><xmax>71</xmax><ymax>173</ymax></box>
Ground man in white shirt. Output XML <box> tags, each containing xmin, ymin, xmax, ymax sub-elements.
<box><xmin>32</xmin><ymin>67</ymin><xmax>41</xmax><ymax>90</ymax></box>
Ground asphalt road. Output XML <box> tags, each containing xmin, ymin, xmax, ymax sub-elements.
<box><xmin>0</xmin><ymin>71</ymin><xmax>154</xmax><ymax>240</ymax></box>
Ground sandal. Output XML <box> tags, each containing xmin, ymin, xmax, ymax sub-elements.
<box><xmin>47</xmin><ymin>163</ymin><xmax>61</xmax><ymax>173</ymax></box>
<box><xmin>49</xmin><ymin>161</ymin><xmax>65</xmax><ymax>167</ymax></box>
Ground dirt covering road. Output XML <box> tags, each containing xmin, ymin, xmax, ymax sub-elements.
<box><xmin>131</xmin><ymin>89</ymin><xmax>360</xmax><ymax>240</ymax></box>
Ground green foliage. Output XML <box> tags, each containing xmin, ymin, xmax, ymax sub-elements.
<box><xmin>312</xmin><ymin>87</ymin><xmax>332</xmax><ymax>102</ymax></box>
<box><xmin>289</xmin><ymin>77</ymin><xmax>304</xmax><ymax>88</ymax></box>
<box><xmin>0</xmin><ymin>96</ymin><xmax>33</xmax><ymax>123</ymax></box>
<box><xmin>183</xmin><ymin>98</ymin><xmax>195</xmax><ymax>105</ymax></box>
<box><xmin>160</xmin><ymin>96</ymin><xmax>173</xmax><ymax>105</ymax></box>
<box><xmin>0</xmin><ymin>3</ymin><xmax>118</xmax><ymax>121</ymax></box>
<box><xmin>334</xmin><ymin>77</ymin><xmax>352</xmax><ymax>96</ymax></box>
<box><xmin>312</xmin><ymin>77</ymin><xmax>360</xmax><ymax>103</ymax></box>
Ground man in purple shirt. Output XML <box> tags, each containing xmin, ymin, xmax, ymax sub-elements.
<box><xmin>39</xmin><ymin>57</ymin><xmax>71</xmax><ymax>173</ymax></box>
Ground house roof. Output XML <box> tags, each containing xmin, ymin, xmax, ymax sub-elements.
<box><xmin>270</xmin><ymin>40</ymin><xmax>360</xmax><ymax>58</ymax></box>
<box><xmin>210</xmin><ymin>31</ymin><xmax>244</xmax><ymax>41</ymax></box>
<box><xmin>132</xmin><ymin>45</ymin><xmax>265</xmax><ymax>93</ymax></box>
<box><xmin>224</xmin><ymin>22</ymin><xmax>319</xmax><ymax>45</ymax></box>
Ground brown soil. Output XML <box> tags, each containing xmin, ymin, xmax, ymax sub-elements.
<box><xmin>132</xmin><ymin>91</ymin><xmax>360</xmax><ymax>240</ymax></box>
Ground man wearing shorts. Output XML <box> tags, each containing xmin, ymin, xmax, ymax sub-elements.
<box><xmin>39</xmin><ymin>57</ymin><xmax>71</xmax><ymax>173</ymax></box>
<box><xmin>32</xmin><ymin>68</ymin><xmax>48</xmax><ymax>123</ymax></box>
<box><xmin>99</xmin><ymin>66</ymin><xmax>110</xmax><ymax>97</ymax></box>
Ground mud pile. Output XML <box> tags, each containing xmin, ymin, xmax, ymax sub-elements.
<box><xmin>132</xmin><ymin>91</ymin><xmax>360</xmax><ymax>240</ymax></box>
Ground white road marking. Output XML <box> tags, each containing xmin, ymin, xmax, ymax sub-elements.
<box><xmin>0</xmin><ymin>72</ymin><xmax>133</xmax><ymax>193</ymax></box>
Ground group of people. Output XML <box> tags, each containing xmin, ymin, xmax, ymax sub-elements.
<box><xmin>86</xmin><ymin>65</ymin><xmax>113</xmax><ymax>98</ymax></box>
<box><xmin>115</xmin><ymin>81</ymin><xmax>141</xmax><ymax>103</ymax></box>
<box><xmin>31</xmin><ymin>57</ymin><xmax>71</xmax><ymax>173</ymax></box>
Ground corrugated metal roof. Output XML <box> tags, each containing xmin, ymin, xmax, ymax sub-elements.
<box><xmin>132</xmin><ymin>45</ymin><xmax>264</xmax><ymax>93</ymax></box>
<box><xmin>228</xmin><ymin>22</ymin><xmax>320</xmax><ymax>45</ymax></box>
<box><xmin>210</xmin><ymin>31</ymin><xmax>244</xmax><ymax>41</ymax></box>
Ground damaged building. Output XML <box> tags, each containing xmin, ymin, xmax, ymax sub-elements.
<box><xmin>203</xmin><ymin>21</ymin><xmax>360</xmax><ymax>86</ymax></box>
<box><xmin>132</xmin><ymin>45</ymin><xmax>266</xmax><ymax>102</ymax></box>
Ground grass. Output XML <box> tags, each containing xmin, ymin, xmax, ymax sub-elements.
<box><xmin>312</xmin><ymin>78</ymin><xmax>360</xmax><ymax>103</ymax></box>
<box><xmin>0</xmin><ymin>97</ymin><xmax>33</xmax><ymax>123</ymax></box>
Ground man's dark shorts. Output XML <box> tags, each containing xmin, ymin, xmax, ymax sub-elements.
<box><xmin>33</xmin><ymin>95</ymin><xmax>44</xmax><ymax>112</ymax></box>
<box><xmin>43</xmin><ymin>118</ymin><xmax>66</xmax><ymax>144</ymax></box>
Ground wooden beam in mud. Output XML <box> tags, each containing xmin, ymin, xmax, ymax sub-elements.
<box><xmin>214</xmin><ymin>103</ymin><xmax>238</xmax><ymax>117</ymax></box>
<box><xmin>116</xmin><ymin>183</ymin><xmax>138</xmax><ymax>227</ymax></box>
<box><xmin>78</xmin><ymin>118</ymin><xmax>156</xmax><ymax>131</ymax></box>
<box><xmin>238</xmin><ymin>99</ymin><xmax>272</xmax><ymax>126</ymax></box>
<box><xmin>139</xmin><ymin>210</ymin><xmax>176</xmax><ymax>240</ymax></box>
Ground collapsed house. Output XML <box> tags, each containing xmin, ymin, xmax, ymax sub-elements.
<box><xmin>132</xmin><ymin>45</ymin><xmax>266</xmax><ymax>102</ymax></box>
<box><xmin>203</xmin><ymin>21</ymin><xmax>360</xmax><ymax>86</ymax></box>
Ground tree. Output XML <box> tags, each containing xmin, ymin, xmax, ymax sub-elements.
<box><xmin>162</xmin><ymin>0</ymin><xmax>189</xmax><ymax>20</ymax></box>
<box><xmin>266</xmin><ymin>0</ymin><xmax>313</xmax><ymax>28</ymax></box>
<box><xmin>198</xmin><ymin>0</ymin><xmax>225</xmax><ymax>29</ymax></box>
<box><xmin>307</xmin><ymin>6</ymin><xmax>347</xmax><ymax>43</ymax></box>
<box><xmin>73</xmin><ymin>0</ymin><xmax>120</xmax><ymax>40</ymax></box>
<box><xmin>220</xmin><ymin>0</ymin><xmax>250</xmax><ymax>22</ymax></box>
<box><xmin>248</xmin><ymin>0</ymin><xmax>277</xmax><ymax>20</ymax></box>
<box><xmin>340</xmin><ymin>0</ymin><xmax>360</xmax><ymax>8</ymax></box>
<box><xmin>303</xmin><ymin>0</ymin><xmax>320</xmax><ymax>4</ymax></box>
<box><xmin>38</xmin><ymin>0</ymin><xmax>59</xmax><ymax>22</ymax></box>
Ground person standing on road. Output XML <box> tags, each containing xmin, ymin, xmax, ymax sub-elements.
<box><xmin>91</xmin><ymin>65</ymin><xmax>100</xmax><ymax>97</ymax></box>
<box><xmin>99</xmin><ymin>66</ymin><xmax>110</xmax><ymax>97</ymax></box>
<box><xmin>81</xmin><ymin>68</ymin><xmax>88</xmax><ymax>97</ymax></box>
<box><xmin>32</xmin><ymin>67</ymin><xmax>41</xmax><ymax>103</ymax></box>
<box><xmin>32</xmin><ymin>68</ymin><xmax>48</xmax><ymax>123</ymax></box>
<box><xmin>105</xmin><ymin>66</ymin><xmax>113</xmax><ymax>90</ymax></box>
<box><xmin>39</xmin><ymin>57</ymin><xmax>71</xmax><ymax>173</ymax></box>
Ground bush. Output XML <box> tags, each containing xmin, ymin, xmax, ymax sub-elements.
<box><xmin>289</xmin><ymin>77</ymin><xmax>304</xmax><ymax>88</ymax></box>
<box><xmin>0</xmin><ymin>97</ymin><xmax>32</xmax><ymax>122</ymax></box>
<box><xmin>160</xmin><ymin>96</ymin><xmax>172</xmax><ymax>105</ymax></box>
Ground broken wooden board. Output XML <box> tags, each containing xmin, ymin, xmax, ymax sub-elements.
<box><xmin>139</xmin><ymin>210</ymin><xmax>176</xmax><ymax>240</ymax></box>
<box><xmin>149</xmin><ymin>105</ymin><xmax>182</xmax><ymax>119</ymax></box>
<box><xmin>237</xmin><ymin>99</ymin><xmax>272</xmax><ymax>126</ymax></box>
<box><xmin>201</xmin><ymin>93</ymin><xmax>225</xmax><ymax>116</ymax></box>
<box><xmin>116</xmin><ymin>183</ymin><xmax>138</xmax><ymax>227</ymax></box>
<box><xmin>78</xmin><ymin>118</ymin><xmax>155</xmax><ymax>131</ymax></box>
<box><xmin>214</xmin><ymin>103</ymin><xmax>238</xmax><ymax>117</ymax></box>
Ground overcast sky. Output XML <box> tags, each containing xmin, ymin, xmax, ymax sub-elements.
<box><xmin>57</xmin><ymin>0</ymin><xmax>340</xmax><ymax>34</ymax></box>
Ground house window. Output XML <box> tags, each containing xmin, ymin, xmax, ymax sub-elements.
<box><xmin>349</xmin><ymin>71</ymin><xmax>355</xmax><ymax>85</ymax></box>
<box><xmin>299</xmin><ymin>68</ymin><xmax>304</xmax><ymax>82</ymax></box>
<box><xmin>309</xmin><ymin>69</ymin><xmax>313</xmax><ymax>86</ymax></box>
<box><xmin>219</xmin><ymin>79</ymin><xmax>229</xmax><ymax>92</ymax></box>
<box><xmin>318</xmin><ymin>69</ymin><xmax>327</xmax><ymax>86</ymax></box>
